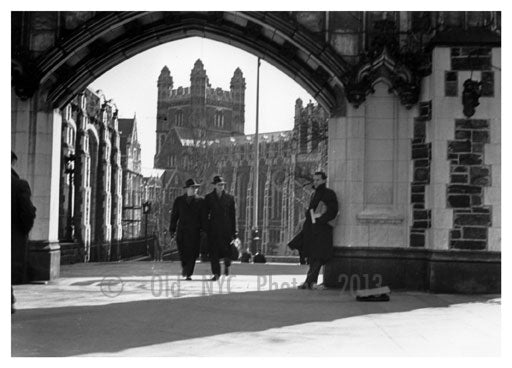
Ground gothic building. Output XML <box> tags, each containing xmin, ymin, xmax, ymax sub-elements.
<box><xmin>152</xmin><ymin>60</ymin><xmax>328</xmax><ymax>255</ymax></box>
<box><xmin>58</xmin><ymin>88</ymin><xmax>145</xmax><ymax>262</ymax></box>
<box><xmin>58</xmin><ymin>88</ymin><xmax>123</xmax><ymax>262</ymax></box>
<box><xmin>154</xmin><ymin>59</ymin><xmax>246</xmax><ymax>168</ymax></box>
<box><xmin>119</xmin><ymin>115</ymin><xmax>143</xmax><ymax>239</ymax></box>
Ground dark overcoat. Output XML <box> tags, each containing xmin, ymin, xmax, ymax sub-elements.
<box><xmin>204</xmin><ymin>190</ymin><xmax>236</xmax><ymax>258</ymax></box>
<box><xmin>169</xmin><ymin>194</ymin><xmax>206</xmax><ymax>261</ymax></box>
<box><xmin>11</xmin><ymin>169</ymin><xmax>36</xmax><ymax>284</ymax></box>
<box><xmin>303</xmin><ymin>183</ymin><xmax>338</xmax><ymax>262</ymax></box>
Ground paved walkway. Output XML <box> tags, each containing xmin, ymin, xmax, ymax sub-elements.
<box><xmin>11</xmin><ymin>261</ymin><xmax>500</xmax><ymax>356</ymax></box>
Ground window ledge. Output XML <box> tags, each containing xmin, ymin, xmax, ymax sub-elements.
<box><xmin>357</xmin><ymin>209</ymin><xmax>404</xmax><ymax>224</ymax></box>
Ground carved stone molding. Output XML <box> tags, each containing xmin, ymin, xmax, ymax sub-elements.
<box><xmin>11</xmin><ymin>57</ymin><xmax>40</xmax><ymax>100</ymax></box>
<box><xmin>346</xmin><ymin>48</ymin><xmax>421</xmax><ymax>109</ymax></box>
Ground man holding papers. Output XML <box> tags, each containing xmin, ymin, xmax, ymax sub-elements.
<box><xmin>298</xmin><ymin>171</ymin><xmax>339</xmax><ymax>290</ymax></box>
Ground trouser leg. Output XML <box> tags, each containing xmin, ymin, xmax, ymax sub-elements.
<box><xmin>185</xmin><ymin>256</ymin><xmax>197</xmax><ymax>277</ymax></box>
<box><xmin>223</xmin><ymin>257</ymin><xmax>231</xmax><ymax>275</ymax></box>
<box><xmin>210</xmin><ymin>249</ymin><xmax>221</xmax><ymax>276</ymax></box>
<box><xmin>305</xmin><ymin>258</ymin><xmax>323</xmax><ymax>284</ymax></box>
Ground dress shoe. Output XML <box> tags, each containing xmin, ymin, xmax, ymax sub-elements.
<box><xmin>297</xmin><ymin>282</ymin><xmax>310</xmax><ymax>290</ymax></box>
<box><xmin>210</xmin><ymin>275</ymin><xmax>219</xmax><ymax>281</ymax></box>
<box><xmin>186</xmin><ymin>276</ymin><xmax>192</xmax><ymax>281</ymax></box>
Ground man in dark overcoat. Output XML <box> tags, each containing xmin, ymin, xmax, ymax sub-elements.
<box><xmin>169</xmin><ymin>178</ymin><xmax>206</xmax><ymax>280</ymax></box>
<box><xmin>11</xmin><ymin>151</ymin><xmax>36</xmax><ymax>312</ymax></box>
<box><xmin>204</xmin><ymin>175</ymin><xmax>237</xmax><ymax>280</ymax></box>
<box><xmin>299</xmin><ymin>171</ymin><xmax>338</xmax><ymax>289</ymax></box>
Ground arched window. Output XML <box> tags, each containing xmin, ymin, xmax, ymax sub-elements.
<box><xmin>168</xmin><ymin>155</ymin><xmax>176</xmax><ymax>167</ymax></box>
<box><xmin>176</xmin><ymin>110</ymin><xmax>183</xmax><ymax>126</ymax></box>
<box><xmin>214</xmin><ymin>110</ymin><xmax>224</xmax><ymax>128</ymax></box>
<box><xmin>160</xmin><ymin>135</ymin><xmax>165</xmax><ymax>152</ymax></box>
<box><xmin>311</xmin><ymin>120</ymin><xmax>320</xmax><ymax>151</ymax></box>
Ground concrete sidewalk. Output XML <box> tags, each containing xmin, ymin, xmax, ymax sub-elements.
<box><xmin>11</xmin><ymin>261</ymin><xmax>501</xmax><ymax>356</ymax></box>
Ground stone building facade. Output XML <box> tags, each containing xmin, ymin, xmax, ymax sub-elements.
<box><xmin>58</xmin><ymin>88</ymin><xmax>123</xmax><ymax>262</ymax></box>
<box><xmin>118</xmin><ymin>116</ymin><xmax>143</xmax><ymax>239</ymax></box>
<box><xmin>152</xmin><ymin>60</ymin><xmax>328</xmax><ymax>254</ymax></box>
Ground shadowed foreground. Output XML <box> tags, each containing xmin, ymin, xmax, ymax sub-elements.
<box><xmin>12</xmin><ymin>261</ymin><xmax>500</xmax><ymax>356</ymax></box>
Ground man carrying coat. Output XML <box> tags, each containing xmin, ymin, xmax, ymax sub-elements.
<box><xmin>299</xmin><ymin>171</ymin><xmax>338</xmax><ymax>289</ymax></box>
<box><xmin>204</xmin><ymin>175</ymin><xmax>237</xmax><ymax>280</ymax></box>
<box><xmin>170</xmin><ymin>178</ymin><xmax>206</xmax><ymax>280</ymax></box>
<box><xmin>12</xmin><ymin>151</ymin><xmax>36</xmax><ymax>312</ymax></box>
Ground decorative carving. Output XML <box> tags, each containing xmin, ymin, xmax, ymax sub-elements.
<box><xmin>11</xmin><ymin>57</ymin><xmax>40</xmax><ymax>100</ymax></box>
<box><xmin>462</xmin><ymin>79</ymin><xmax>482</xmax><ymax>118</ymax></box>
<box><xmin>345</xmin><ymin>48</ymin><xmax>420</xmax><ymax>109</ymax></box>
<box><xmin>345</xmin><ymin>77</ymin><xmax>374</xmax><ymax>108</ymax></box>
<box><xmin>389</xmin><ymin>75</ymin><xmax>421</xmax><ymax>109</ymax></box>
<box><xmin>368</xmin><ymin>19</ymin><xmax>399</xmax><ymax>58</ymax></box>
<box><xmin>342</xmin><ymin>18</ymin><xmax>433</xmax><ymax>109</ymax></box>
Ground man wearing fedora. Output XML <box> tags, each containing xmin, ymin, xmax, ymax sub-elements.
<box><xmin>204</xmin><ymin>175</ymin><xmax>237</xmax><ymax>280</ymax></box>
<box><xmin>298</xmin><ymin>171</ymin><xmax>338</xmax><ymax>289</ymax></box>
<box><xmin>169</xmin><ymin>178</ymin><xmax>206</xmax><ymax>280</ymax></box>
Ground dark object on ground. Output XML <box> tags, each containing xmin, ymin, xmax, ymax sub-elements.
<box><xmin>253</xmin><ymin>252</ymin><xmax>266</xmax><ymax>263</ymax></box>
<box><xmin>356</xmin><ymin>294</ymin><xmax>390</xmax><ymax>302</ymax></box>
<box><xmin>240</xmin><ymin>251</ymin><xmax>251</xmax><ymax>263</ymax></box>
<box><xmin>355</xmin><ymin>286</ymin><xmax>391</xmax><ymax>302</ymax></box>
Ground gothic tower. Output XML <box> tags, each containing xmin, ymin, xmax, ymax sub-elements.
<box><xmin>190</xmin><ymin>59</ymin><xmax>208</xmax><ymax>129</ymax></box>
<box><xmin>230</xmin><ymin>67</ymin><xmax>246</xmax><ymax>134</ymax></box>
<box><xmin>155</xmin><ymin>66</ymin><xmax>173</xmax><ymax>158</ymax></box>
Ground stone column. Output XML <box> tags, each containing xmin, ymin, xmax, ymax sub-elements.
<box><xmin>244</xmin><ymin>169</ymin><xmax>253</xmax><ymax>247</ymax></box>
<box><xmin>288</xmin><ymin>154</ymin><xmax>296</xmax><ymax>239</ymax></box>
<box><xmin>328</xmin><ymin>85</ymin><xmax>412</xmax><ymax>248</ymax></box>
<box><xmin>95</xmin><ymin>108</ymin><xmax>112</xmax><ymax>260</ymax></box>
<box><xmin>73</xmin><ymin>94</ymin><xmax>92</xmax><ymax>261</ymax></box>
<box><xmin>262</xmin><ymin>164</ymin><xmax>271</xmax><ymax>251</ymax></box>
<box><xmin>328</xmin><ymin>106</ymin><xmax>361</xmax><ymax>247</ymax></box>
<box><xmin>11</xmin><ymin>90</ymin><xmax>62</xmax><ymax>280</ymax></box>
<box><xmin>110</xmin><ymin>118</ymin><xmax>123</xmax><ymax>258</ymax></box>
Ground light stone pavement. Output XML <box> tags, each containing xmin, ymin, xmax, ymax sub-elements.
<box><xmin>11</xmin><ymin>261</ymin><xmax>501</xmax><ymax>357</ymax></box>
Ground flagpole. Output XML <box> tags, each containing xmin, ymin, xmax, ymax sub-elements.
<box><xmin>252</xmin><ymin>57</ymin><xmax>261</xmax><ymax>254</ymax></box>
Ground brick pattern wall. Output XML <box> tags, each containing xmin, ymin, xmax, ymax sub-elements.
<box><xmin>447</xmin><ymin>119</ymin><xmax>492</xmax><ymax>250</ymax></box>
<box><xmin>410</xmin><ymin>113</ymin><xmax>432</xmax><ymax>247</ymax></box>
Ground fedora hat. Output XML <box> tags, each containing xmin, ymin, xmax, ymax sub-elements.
<box><xmin>211</xmin><ymin>175</ymin><xmax>227</xmax><ymax>185</ymax></box>
<box><xmin>183</xmin><ymin>178</ymin><xmax>201</xmax><ymax>188</ymax></box>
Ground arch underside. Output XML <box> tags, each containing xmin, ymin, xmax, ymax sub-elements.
<box><xmin>38</xmin><ymin>12</ymin><xmax>349</xmax><ymax>114</ymax></box>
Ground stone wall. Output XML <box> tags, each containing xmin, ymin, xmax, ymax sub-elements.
<box><xmin>410</xmin><ymin>113</ymin><xmax>432</xmax><ymax>247</ymax></box>
<box><xmin>447</xmin><ymin>119</ymin><xmax>492</xmax><ymax>249</ymax></box>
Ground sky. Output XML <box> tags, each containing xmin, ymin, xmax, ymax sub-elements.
<box><xmin>88</xmin><ymin>37</ymin><xmax>315</xmax><ymax>173</ymax></box>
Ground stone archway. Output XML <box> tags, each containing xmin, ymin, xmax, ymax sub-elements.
<box><xmin>29</xmin><ymin>12</ymin><xmax>348</xmax><ymax>115</ymax></box>
<box><xmin>12</xmin><ymin>12</ymin><xmax>501</xmax><ymax>292</ymax></box>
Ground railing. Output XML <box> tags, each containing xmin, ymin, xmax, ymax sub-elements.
<box><xmin>60</xmin><ymin>237</ymin><xmax>156</xmax><ymax>264</ymax></box>
<box><xmin>110</xmin><ymin>237</ymin><xmax>154</xmax><ymax>261</ymax></box>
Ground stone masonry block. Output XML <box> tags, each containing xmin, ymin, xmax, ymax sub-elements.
<box><xmin>455</xmin><ymin>119</ymin><xmax>489</xmax><ymax>130</ymax></box>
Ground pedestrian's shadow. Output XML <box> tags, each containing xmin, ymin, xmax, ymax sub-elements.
<box><xmin>11</xmin><ymin>287</ymin><xmax>498</xmax><ymax>356</ymax></box>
